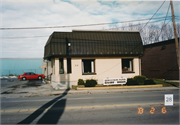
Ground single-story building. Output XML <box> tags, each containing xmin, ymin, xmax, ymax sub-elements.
<box><xmin>43</xmin><ymin>30</ymin><xmax>143</xmax><ymax>89</ymax></box>
<box><xmin>141</xmin><ymin>38</ymin><xmax>179</xmax><ymax>80</ymax></box>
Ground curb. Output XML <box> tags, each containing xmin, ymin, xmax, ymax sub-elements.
<box><xmin>1</xmin><ymin>87</ymin><xmax>179</xmax><ymax>98</ymax></box>
<box><xmin>72</xmin><ymin>87</ymin><xmax>179</xmax><ymax>95</ymax></box>
<box><xmin>76</xmin><ymin>84</ymin><xmax>163</xmax><ymax>90</ymax></box>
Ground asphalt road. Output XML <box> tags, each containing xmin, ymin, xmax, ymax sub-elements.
<box><xmin>1</xmin><ymin>78</ymin><xmax>26</xmax><ymax>88</ymax></box>
<box><xmin>1</xmin><ymin>90</ymin><xmax>179</xmax><ymax>124</ymax></box>
<box><xmin>1</xmin><ymin>78</ymin><xmax>44</xmax><ymax>94</ymax></box>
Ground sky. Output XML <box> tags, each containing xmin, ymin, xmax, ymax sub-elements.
<box><xmin>0</xmin><ymin>0</ymin><xmax>180</xmax><ymax>58</ymax></box>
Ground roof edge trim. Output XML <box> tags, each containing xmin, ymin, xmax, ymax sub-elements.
<box><xmin>72</xmin><ymin>29</ymin><xmax>139</xmax><ymax>33</ymax></box>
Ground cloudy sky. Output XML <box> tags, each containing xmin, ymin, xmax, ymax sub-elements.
<box><xmin>0</xmin><ymin>0</ymin><xmax>179</xmax><ymax>58</ymax></box>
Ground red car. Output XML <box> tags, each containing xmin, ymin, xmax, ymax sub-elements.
<box><xmin>18</xmin><ymin>72</ymin><xmax>45</xmax><ymax>80</ymax></box>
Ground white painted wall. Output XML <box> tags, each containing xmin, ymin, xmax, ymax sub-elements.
<box><xmin>46</xmin><ymin>60</ymin><xmax>52</xmax><ymax>77</ymax></box>
<box><xmin>50</xmin><ymin>57</ymin><xmax>141</xmax><ymax>88</ymax></box>
<box><xmin>41</xmin><ymin>59</ymin><xmax>46</xmax><ymax>75</ymax></box>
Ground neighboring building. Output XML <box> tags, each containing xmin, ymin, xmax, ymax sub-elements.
<box><xmin>141</xmin><ymin>38</ymin><xmax>179</xmax><ymax>80</ymax></box>
<box><xmin>43</xmin><ymin>30</ymin><xmax>143</xmax><ymax>89</ymax></box>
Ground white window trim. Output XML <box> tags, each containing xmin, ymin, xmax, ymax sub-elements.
<box><xmin>122</xmin><ymin>58</ymin><xmax>135</xmax><ymax>73</ymax></box>
<box><xmin>91</xmin><ymin>61</ymin><xmax>94</xmax><ymax>73</ymax></box>
<box><xmin>82</xmin><ymin>59</ymin><xmax>96</xmax><ymax>75</ymax></box>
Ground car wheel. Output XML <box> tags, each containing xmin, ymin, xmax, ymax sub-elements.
<box><xmin>22</xmin><ymin>77</ymin><xmax>26</xmax><ymax>81</ymax></box>
<box><xmin>38</xmin><ymin>76</ymin><xmax>42</xmax><ymax>80</ymax></box>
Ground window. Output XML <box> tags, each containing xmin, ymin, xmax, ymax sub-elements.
<box><xmin>67</xmin><ymin>58</ymin><xmax>71</xmax><ymax>73</ymax></box>
<box><xmin>122</xmin><ymin>59</ymin><xmax>134</xmax><ymax>73</ymax></box>
<box><xmin>51</xmin><ymin>59</ymin><xmax>54</xmax><ymax>74</ymax></box>
<box><xmin>82</xmin><ymin>59</ymin><xmax>96</xmax><ymax>75</ymax></box>
<box><xmin>59</xmin><ymin>58</ymin><xmax>64</xmax><ymax>74</ymax></box>
<box><xmin>25</xmin><ymin>73</ymin><xmax>30</xmax><ymax>75</ymax></box>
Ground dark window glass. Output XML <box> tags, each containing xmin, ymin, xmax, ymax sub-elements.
<box><xmin>122</xmin><ymin>59</ymin><xmax>133</xmax><ymax>72</ymax></box>
<box><xmin>26</xmin><ymin>73</ymin><xmax>30</xmax><ymax>75</ymax></box>
<box><xmin>82</xmin><ymin>59</ymin><xmax>95</xmax><ymax>73</ymax></box>
<box><xmin>59</xmin><ymin>58</ymin><xmax>64</xmax><ymax>74</ymax></box>
<box><xmin>67</xmin><ymin>58</ymin><xmax>71</xmax><ymax>73</ymax></box>
<box><xmin>31</xmin><ymin>73</ymin><xmax>35</xmax><ymax>75</ymax></box>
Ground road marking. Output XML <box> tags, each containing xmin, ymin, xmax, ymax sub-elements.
<box><xmin>1</xmin><ymin>102</ymin><xmax>179</xmax><ymax>113</ymax></box>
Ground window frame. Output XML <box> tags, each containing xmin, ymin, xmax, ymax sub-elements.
<box><xmin>59</xmin><ymin>58</ymin><xmax>64</xmax><ymax>74</ymax></box>
<box><xmin>67</xmin><ymin>58</ymin><xmax>72</xmax><ymax>74</ymax></box>
<box><xmin>82</xmin><ymin>59</ymin><xmax>96</xmax><ymax>75</ymax></box>
<box><xmin>122</xmin><ymin>58</ymin><xmax>135</xmax><ymax>73</ymax></box>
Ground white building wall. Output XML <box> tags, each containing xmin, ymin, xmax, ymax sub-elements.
<box><xmin>46</xmin><ymin>60</ymin><xmax>52</xmax><ymax>77</ymax></box>
<box><xmin>42</xmin><ymin>59</ymin><xmax>46</xmax><ymax>75</ymax></box>
<box><xmin>50</xmin><ymin>57</ymin><xmax>141</xmax><ymax>88</ymax></box>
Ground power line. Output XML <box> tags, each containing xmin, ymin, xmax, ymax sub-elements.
<box><xmin>0</xmin><ymin>17</ymin><xmax>173</xmax><ymax>39</ymax></box>
<box><xmin>157</xmin><ymin>3</ymin><xmax>171</xmax><ymax>40</ymax></box>
<box><xmin>175</xmin><ymin>16</ymin><xmax>180</xmax><ymax>20</ymax></box>
<box><xmin>140</xmin><ymin>0</ymin><xmax>166</xmax><ymax>32</ymax></box>
<box><xmin>106</xmin><ymin>17</ymin><xmax>172</xmax><ymax>30</ymax></box>
<box><xmin>0</xmin><ymin>16</ymin><xmax>172</xmax><ymax>30</ymax></box>
<box><xmin>0</xmin><ymin>35</ymin><xmax>49</xmax><ymax>39</ymax></box>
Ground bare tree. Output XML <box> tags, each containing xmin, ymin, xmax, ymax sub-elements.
<box><xmin>154</xmin><ymin>29</ymin><xmax>160</xmax><ymax>42</ymax></box>
<box><xmin>121</xmin><ymin>23</ymin><xmax>127</xmax><ymax>31</ymax></box>
<box><xmin>147</xmin><ymin>24</ymin><xmax>160</xmax><ymax>43</ymax></box>
<box><xmin>167</xmin><ymin>24</ymin><xmax>174</xmax><ymax>39</ymax></box>
<box><xmin>176</xmin><ymin>23</ymin><xmax>180</xmax><ymax>37</ymax></box>
<box><xmin>104</xmin><ymin>21</ymin><xmax>178</xmax><ymax>45</ymax></box>
<box><xmin>128</xmin><ymin>23</ymin><xmax>134</xmax><ymax>31</ymax></box>
<box><xmin>161</xmin><ymin>23</ymin><xmax>167</xmax><ymax>41</ymax></box>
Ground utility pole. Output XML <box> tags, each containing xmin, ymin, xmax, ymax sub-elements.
<box><xmin>170</xmin><ymin>0</ymin><xmax>179</xmax><ymax>68</ymax></box>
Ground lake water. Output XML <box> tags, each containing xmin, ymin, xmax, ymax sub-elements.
<box><xmin>0</xmin><ymin>58</ymin><xmax>43</xmax><ymax>76</ymax></box>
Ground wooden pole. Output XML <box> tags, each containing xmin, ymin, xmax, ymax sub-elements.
<box><xmin>170</xmin><ymin>0</ymin><xmax>179</xmax><ymax>68</ymax></box>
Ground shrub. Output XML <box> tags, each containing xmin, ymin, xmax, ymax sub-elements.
<box><xmin>9</xmin><ymin>74</ymin><xmax>14</xmax><ymax>76</ymax></box>
<box><xmin>77</xmin><ymin>79</ymin><xmax>85</xmax><ymax>85</ymax></box>
<box><xmin>85</xmin><ymin>79</ymin><xmax>97</xmax><ymax>87</ymax></box>
<box><xmin>144</xmin><ymin>79</ymin><xmax>156</xmax><ymax>85</ymax></box>
<box><xmin>133</xmin><ymin>75</ymin><xmax>146</xmax><ymax>85</ymax></box>
<box><xmin>126</xmin><ymin>78</ymin><xmax>139</xmax><ymax>85</ymax></box>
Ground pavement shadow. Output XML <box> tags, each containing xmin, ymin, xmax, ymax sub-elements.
<box><xmin>17</xmin><ymin>89</ymin><xmax>69</xmax><ymax>124</ymax></box>
<box><xmin>18</xmin><ymin>58</ymin><xmax>71</xmax><ymax>124</ymax></box>
<box><xmin>36</xmin><ymin>99</ymin><xmax>66</xmax><ymax>124</ymax></box>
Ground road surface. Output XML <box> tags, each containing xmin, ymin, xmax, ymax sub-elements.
<box><xmin>1</xmin><ymin>90</ymin><xmax>179</xmax><ymax>124</ymax></box>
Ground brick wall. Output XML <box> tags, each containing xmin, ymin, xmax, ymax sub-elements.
<box><xmin>141</xmin><ymin>40</ymin><xmax>179</xmax><ymax>80</ymax></box>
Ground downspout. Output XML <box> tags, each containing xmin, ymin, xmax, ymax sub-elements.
<box><xmin>139</xmin><ymin>55</ymin><xmax>143</xmax><ymax>76</ymax></box>
<box><xmin>47</xmin><ymin>61</ymin><xmax>48</xmax><ymax>78</ymax></box>
<box><xmin>139</xmin><ymin>57</ymin><xmax>141</xmax><ymax>76</ymax></box>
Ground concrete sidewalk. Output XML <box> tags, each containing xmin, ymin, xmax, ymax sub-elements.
<box><xmin>1</xmin><ymin>82</ymin><xmax>179</xmax><ymax>98</ymax></box>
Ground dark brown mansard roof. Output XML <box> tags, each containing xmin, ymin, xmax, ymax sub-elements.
<box><xmin>44</xmin><ymin>30</ymin><xmax>143</xmax><ymax>59</ymax></box>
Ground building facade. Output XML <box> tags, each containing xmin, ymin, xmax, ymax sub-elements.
<box><xmin>141</xmin><ymin>38</ymin><xmax>179</xmax><ymax>80</ymax></box>
<box><xmin>43</xmin><ymin>30</ymin><xmax>143</xmax><ymax>88</ymax></box>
